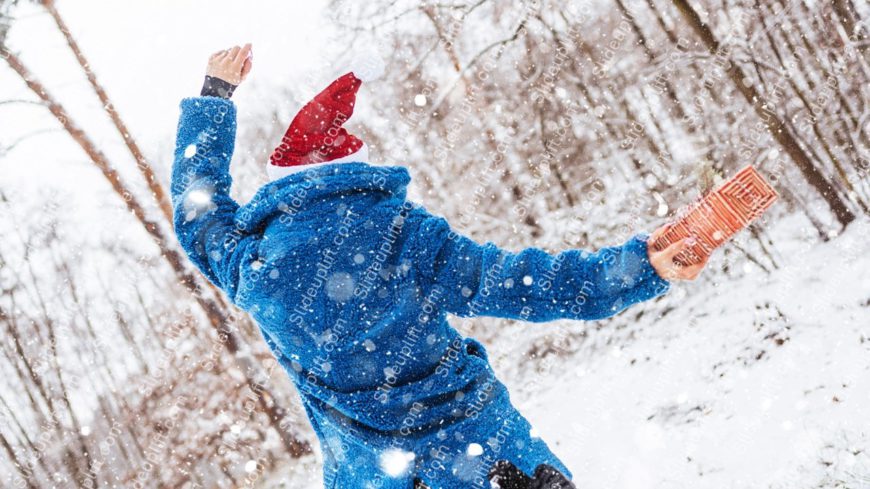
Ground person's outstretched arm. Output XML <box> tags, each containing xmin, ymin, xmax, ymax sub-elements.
<box><xmin>170</xmin><ymin>44</ymin><xmax>253</xmax><ymax>302</ymax></box>
<box><xmin>412</xmin><ymin>213</ymin><xmax>707</xmax><ymax>322</ymax></box>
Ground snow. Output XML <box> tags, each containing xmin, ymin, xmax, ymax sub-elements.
<box><xmin>379</xmin><ymin>449</ymin><xmax>416</xmax><ymax>477</ymax></box>
<box><xmin>513</xmin><ymin>214</ymin><xmax>870</xmax><ymax>488</ymax></box>
<box><xmin>3</xmin><ymin>0</ymin><xmax>868</xmax><ymax>487</ymax></box>
<box><xmin>186</xmin><ymin>188</ymin><xmax>212</xmax><ymax>205</ymax></box>
<box><xmin>467</xmin><ymin>443</ymin><xmax>484</xmax><ymax>456</ymax></box>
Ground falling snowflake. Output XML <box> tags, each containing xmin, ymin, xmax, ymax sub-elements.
<box><xmin>326</xmin><ymin>272</ymin><xmax>355</xmax><ymax>302</ymax></box>
<box><xmin>466</xmin><ymin>443</ymin><xmax>483</xmax><ymax>456</ymax></box>
<box><xmin>379</xmin><ymin>449</ymin><xmax>415</xmax><ymax>477</ymax></box>
<box><xmin>186</xmin><ymin>189</ymin><xmax>212</xmax><ymax>206</ymax></box>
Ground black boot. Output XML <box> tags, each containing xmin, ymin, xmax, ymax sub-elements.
<box><xmin>488</xmin><ymin>460</ymin><xmax>576</xmax><ymax>489</ymax></box>
<box><xmin>488</xmin><ymin>459</ymin><xmax>533</xmax><ymax>488</ymax></box>
<box><xmin>529</xmin><ymin>463</ymin><xmax>576</xmax><ymax>489</ymax></box>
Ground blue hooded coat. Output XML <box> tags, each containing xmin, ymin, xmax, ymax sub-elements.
<box><xmin>171</xmin><ymin>96</ymin><xmax>672</xmax><ymax>488</ymax></box>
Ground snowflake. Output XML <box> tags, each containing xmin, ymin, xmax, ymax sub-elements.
<box><xmin>186</xmin><ymin>189</ymin><xmax>212</xmax><ymax>206</ymax></box>
<box><xmin>379</xmin><ymin>449</ymin><xmax>415</xmax><ymax>477</ymax></box>
<box><xmin>466</xmin><ymin>443</ymin><xmax>483</xmax><ymax>456</ymax></box>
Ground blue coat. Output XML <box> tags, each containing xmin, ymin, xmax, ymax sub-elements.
<box><xmin>171</xmin><ymin>96</ymin><xmax>671</xmax><ymax>488</ymax></box>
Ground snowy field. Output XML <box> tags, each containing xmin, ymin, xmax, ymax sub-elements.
<box><xmin>263</xmin><ymin>214</ymin><xmax>870</xmax><ymax>488</ymax></box>
<box><xmin>524</xmin><ymin>214</ymin><xmax>870</xmax><ymax>489</ymax></box>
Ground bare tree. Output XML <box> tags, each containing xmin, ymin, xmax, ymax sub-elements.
<box><xmin>671</xmin><ymin>0</ymin><xmax>857</xmax><ymax>228</ymax></box>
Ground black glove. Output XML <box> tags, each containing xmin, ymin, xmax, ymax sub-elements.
<box><xmin>200</xmin><ymin>75</ymin><xmax>237</xmax><ymax>99</ymax></box>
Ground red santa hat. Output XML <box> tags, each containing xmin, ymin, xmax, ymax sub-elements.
<box><xmin>267</xmin><ymin>69</ymin><xmax>376</xmax><ymax>181</ymax></box>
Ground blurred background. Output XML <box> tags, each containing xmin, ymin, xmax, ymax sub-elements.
<box><xmin>1</xmin><ymin>0</ymin><xmax>869</xmax><ymax>487</ymax></box>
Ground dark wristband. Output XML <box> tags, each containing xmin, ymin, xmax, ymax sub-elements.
<box><xmin>200</xmin><ymin>75</ymin><xmax>237</xmax><ymax>99</ymax></box>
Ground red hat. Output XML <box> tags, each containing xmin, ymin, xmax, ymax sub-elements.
<box><xmin>267</xmin><ymin>72</ymin><xmax>369</xmax><ymax>180</ymax></box>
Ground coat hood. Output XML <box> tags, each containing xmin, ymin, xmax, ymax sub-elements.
<box><xmin>234</xmin><ymin>161</ymin><xmax>411</xmax><ymax>235</ymax></box>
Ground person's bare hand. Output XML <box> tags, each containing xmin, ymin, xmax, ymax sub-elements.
<box><xmin>206</xmin><ymin>43</ymin><xmax>253</xmax><ymax>85</ymax></box>
<box><xmin>647</xmin><ymin>223</ymin><xmax>710</xmax><ymax>281</ymax></box>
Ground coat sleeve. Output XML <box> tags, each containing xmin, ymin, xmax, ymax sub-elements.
<box><xmin>170</xmin><ymin>96</ymin><xmax>257</xmax><ymax>304</ymax></box>
<box><xmin>411</xmin><ymin>213</ymin><xmax>671</xmax><ymax>322</ymax></box>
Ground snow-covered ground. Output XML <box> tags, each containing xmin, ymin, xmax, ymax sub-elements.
<box><xmin>504</xmin><ymin>214</ymin><xmax>870</xmax><ymax>489</ymax></box>
<box><xmin>262</xmin><ymin>214</ymin><xmax>870</xmax><ymax>488</ymax></box>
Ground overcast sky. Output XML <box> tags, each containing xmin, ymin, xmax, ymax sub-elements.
<box><xmin>0</xmin><ymin>1</ymin><xmax>337</xmax><ymax>244</ymax></box>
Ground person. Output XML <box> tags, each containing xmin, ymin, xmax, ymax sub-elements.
<box><xmin>171</xmin><ymin>44</ymin><xmax>708</xmax><ymax>489</ymax></box>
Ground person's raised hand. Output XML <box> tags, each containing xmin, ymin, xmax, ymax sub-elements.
<box><xmin>647</xmin><ymin>223</ymin><xmax>710</xmax><ymax>281</ymax></box>
<box><xmin>206</xmin><ymin>43</ymin><xmax>253</xmax><ymax>85</ymax></box>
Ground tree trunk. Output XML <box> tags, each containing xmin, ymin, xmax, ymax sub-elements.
<box><xmin>831</xmin><ymin>0</ymin><xmax>869</xmax><ymax>61</ymax></box>
<box><xmin>747</xmin><ymin>5</ymin><xmax>867</xmax><ymax>216</ymax></box>
<box><xmin>670</xmin><ymin>0</ymin><xmax>857</xmax><ymax>228</ymax></box>
<box><xmin>40</xmin><ymin>0</ymin><xmax>174</xmax><ymax>224</ymax></box>
<box><xmin>1</xmin><ymin>47</ymin><xmax>311</xmax><ymax>458</ymax></box>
